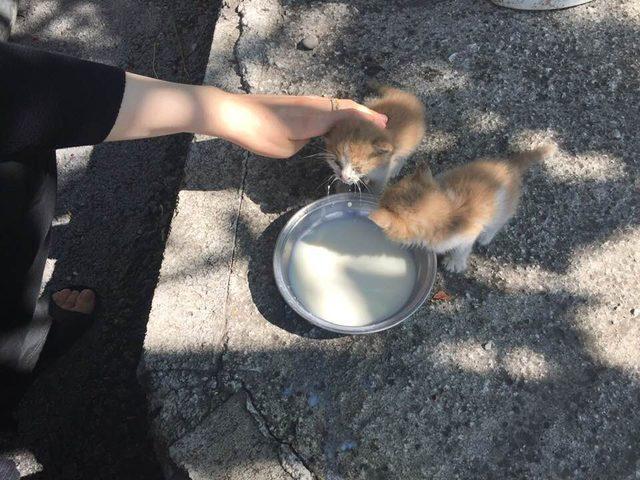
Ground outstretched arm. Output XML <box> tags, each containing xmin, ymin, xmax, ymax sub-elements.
<box><xmin>106</xmin><ymin>72</ymin><xmax>387</xmax><ymax>158</ymax></box>
<box><xmin>0</xmin><ymin>41</ymin><xmax>384</xmax><ymax>159</ymax></box>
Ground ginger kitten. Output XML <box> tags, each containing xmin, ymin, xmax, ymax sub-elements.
<box><xmin>323</xmin><ymin>86</ymin><xmax>426</xmax><ymax>191</ymax></box>
<box><xmin>369</xmin><ymin>144</ymin><xmax>557</xmax><ymax>272</ymax></box>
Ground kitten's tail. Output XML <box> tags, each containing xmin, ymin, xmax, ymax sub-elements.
<box><xmin>509</xmin><ymin>142</ymin><xmax>558</xmax><ymax>172</ymax></box>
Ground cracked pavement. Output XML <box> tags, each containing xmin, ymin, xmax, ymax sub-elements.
<box><xmin>140</xmin><ymin>0</ymin><xmax>640</xmax><ymax>479</ymax></box>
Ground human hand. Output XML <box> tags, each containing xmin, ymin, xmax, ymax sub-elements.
<box><xmin>214</xmin><ymin>93</ymin><xmax>388</xmax><ymax>158</ymax></box>
<box><xmin>105</xmin><ymin>74</ymin><xmax>386</xmax><ymax>156</ymax></box>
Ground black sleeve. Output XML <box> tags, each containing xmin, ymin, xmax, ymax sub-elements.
<box><xmin>0</xmin><ymin>41</ymin><xmax>125</xmax><ymax>156</ymax></box>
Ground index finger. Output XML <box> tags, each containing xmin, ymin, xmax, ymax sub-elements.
<box><xmin>340</xmin><ymin>99</ymin><xmax>387</xmax><ymax>124</ymax></box>
<box><xmin>334</xmin><ymin>100</ymin><xmax>388</xmax><ymax>129</ymax></box>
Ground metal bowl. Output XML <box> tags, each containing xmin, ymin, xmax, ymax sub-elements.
<box><xmin>273</xmin><ymin>193</ymin><xmax>437</xmax><ymax>335</ymax></box>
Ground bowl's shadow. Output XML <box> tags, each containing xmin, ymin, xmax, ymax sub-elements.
<box><xmin>247</xmin><ymin>210</ymin><xmax>344</xmax><ymax>340</ymax></box>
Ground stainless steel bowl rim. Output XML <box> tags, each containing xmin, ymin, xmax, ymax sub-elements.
<box><xmin>273</xmin><ymin>193</ymin><xmax>437</xmax><ymax>335</ymax></box>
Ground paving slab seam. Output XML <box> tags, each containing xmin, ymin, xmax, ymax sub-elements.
<box><xmin>166</xmin><ymin>389</ymin><xmax>233</xmax><ymax>450</ymax></box>
<box><xmin>159</xmin><ymin>143</ymin><xmax>251</xmax><ymax>471</ymax></box>
<box><xmin>206</xmin><ymin>0</ymin><xmax>250</xmax><ymax>399</ymax></box>
<box><xmin>216</xmin><ymin>151</ymin><xmax>250</xmax><ymax>382</ymax></box>
<box><xmin>232</xmin><ymin>0</ymin><xmax>252</xmax><ymax>93</ymax></box>
<box><xmin>243</xmin><ymin>386</ymin><xmax>317</xmax><ymax>480</ymax></box>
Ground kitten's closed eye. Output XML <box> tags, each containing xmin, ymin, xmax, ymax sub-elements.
<box><xmin>323</xmin><ymin>150</ymin><xmax>360</xmax><ymax>185</ymax></box>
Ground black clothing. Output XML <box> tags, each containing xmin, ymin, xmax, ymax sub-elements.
<box><xmin>0</xmin><ymin>41</ymin><xmax>125</xmax><ymax>373</ymax></box>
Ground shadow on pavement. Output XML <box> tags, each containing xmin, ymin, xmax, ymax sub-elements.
<box><xmin>2</xmin><ymin>0</ymin><xmax>221</xmax><ymax>479</ymax></box>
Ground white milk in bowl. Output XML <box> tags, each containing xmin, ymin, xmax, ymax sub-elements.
<box><xmin>288</xmin><ymin>216</ymin><xmax>417</xmax><ymax>327</ymax></box>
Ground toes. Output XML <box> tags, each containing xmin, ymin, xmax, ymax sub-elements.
<box><xmin>63</xmin><ymin>290</ymin><xmax>80</xmax><ymax>310</ymax></box>
<box><xmin>53</xmin><ymin>288</ymin><xmax>96</xmax><ymax>314</ymax></box>
<box><xmin>52</xmin><ymin>288</ymin><xmax>72</xmax><ymax>306</ymax></box>
<box><xmin>74</xmin><ymin>289</ymin><xmax>96</xmax><ymax>314</ymax></box>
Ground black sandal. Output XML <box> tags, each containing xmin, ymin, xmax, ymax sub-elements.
<box><xmin>0</xmin><ymin>286</ymin><xmax>98</xmax><ymax>415</ymax></box>
<box><xmin>33</xmin><ymin>285</ymin><xmax>99</xmax><ymax>373</ymax></box>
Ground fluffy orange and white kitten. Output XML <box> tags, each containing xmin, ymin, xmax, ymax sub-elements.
<box><xmin>323</xmin><ymin>86</ymin><xmax>426</xmax><ymax>191</ymax></box>
<box><xmin>369</xmin><ymin>144</ymin><xmax>557</xmax><ymax>272</ymax></box>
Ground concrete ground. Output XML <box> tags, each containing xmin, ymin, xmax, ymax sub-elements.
<box><xmin>0</xmin><ymin>0</ymin><xmax>220</xmax><ymax>478</ymax></box>
<box><xmin>1</xmin><ymin>0</ymin><xmax>637</xmax><ymax>479</ymax></box>
<box><xmin>142</xmin><ymin>0</ymin><xmax>640</xmax><ymax>479</ymax></box>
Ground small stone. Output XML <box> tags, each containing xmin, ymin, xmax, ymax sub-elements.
<box><xmin>300</xmin><ymin>34</ymin><xmax>319</xmax><ymax>50</ymax></box>
<box><xmin>631</xmin><ymin>308</ymin><xmax>639</xmax><ymax>317</ymax></box>
<box><xmin>483</xmin><ymin>341</ymin><xmax>493</xmax><ymax>351</ymax></box>
<box><xmin>613</xmin><ymin>130</ymin><xmax>622</xmax><ymax>140</ymax></box>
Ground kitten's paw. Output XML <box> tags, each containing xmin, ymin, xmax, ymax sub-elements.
<box><xmin>478</xmin><ymin>230</ymin><xmax>497</xmax><ymax>246</ymax></box>
<box><xmin>443</xmin><ymin>255</ymin><xmax>468</xmax><ymax>273</ymax></box>
<box><xmin>478</xmin><ymin>235</ymin><xmax>493</xmax><ymax>247</ymax></box>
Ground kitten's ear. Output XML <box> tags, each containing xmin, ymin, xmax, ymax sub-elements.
<box><xmin>373</xmin><ymin>139</ymin><xmax>394</xmax><ymax>155</ymax></box>
<box><xmin>369</xmin><ymin>208</ymin><xmax>394</xmax><ymax>230</ymax></box>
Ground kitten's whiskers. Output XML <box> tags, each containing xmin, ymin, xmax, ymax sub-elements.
<box><xmin>358</xmin><ymin>179</ymin><xmax>371</xmax><ymax>194</ymax></box>
<box><xmin>317</xmin><ymin>174</ymin><xmax>336</xmax><ymax>192</ymax></box>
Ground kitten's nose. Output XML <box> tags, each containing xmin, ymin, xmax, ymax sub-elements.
<box><xmin>340</xmin><ymin>174</ymin><xmax>351</xmax><ymax>183</ymax></box>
